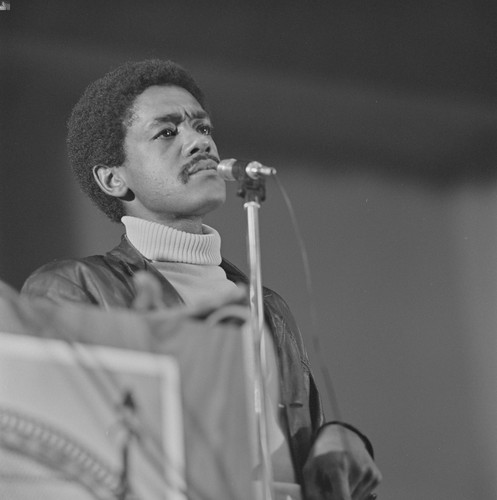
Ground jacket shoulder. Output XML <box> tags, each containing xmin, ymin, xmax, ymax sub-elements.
<box><xmin>21</xmin><ymin>255</ymin><xmax>135</xmax><ymax>307</ymax></box>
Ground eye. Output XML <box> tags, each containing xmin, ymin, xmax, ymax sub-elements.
<box><xmin>154</xmin><ymin>127</ymin><xmax>178</xmax><ymax>139</ymax></box>
<box><xmin>197</xmin><ymin>123</ymin><xmax>213</xmax><ymax>136</ymax></box>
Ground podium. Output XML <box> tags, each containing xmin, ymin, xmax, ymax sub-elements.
<box><xmin>0</xmin><ymin>293</ymin><xmax>256</xmax><ymax>500</ymax></box>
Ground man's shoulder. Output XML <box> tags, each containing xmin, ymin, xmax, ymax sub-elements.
<box><xmin>21</xmin><ymin>244</ymin><xmax>139</xmax><ymax>307</ymax></box>
<box><xmin>25</xmin><ymin>255</ymin><xmax>109</xmax><ymax>284</ymax></box>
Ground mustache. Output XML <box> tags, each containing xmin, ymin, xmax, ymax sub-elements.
<box><xmin>178</xmin><ymin>153</ymin><xmax>220</xmax><ymax>183</ymax></box>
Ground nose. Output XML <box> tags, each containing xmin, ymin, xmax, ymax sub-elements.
<box><xmin>182</xmin><ymin>129</ymin><xmax>213</xmax><ymax>157</ymax></box>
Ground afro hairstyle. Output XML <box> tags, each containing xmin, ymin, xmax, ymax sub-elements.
<box><xmin>67</xmin><ymin>59</ymin><xmax>206</xmax><ymax>222</ymax></box>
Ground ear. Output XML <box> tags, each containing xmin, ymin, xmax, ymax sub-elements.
<box><xmin>92</xmin><ymin>164</ymin><xmax>129</xmax><ymax>198</ymax></box>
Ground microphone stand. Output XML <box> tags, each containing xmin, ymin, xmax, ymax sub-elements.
<box><xmin>236</xmin><ymin>175</ymin><xmax>274</xmax><ymax>500</ymax></box>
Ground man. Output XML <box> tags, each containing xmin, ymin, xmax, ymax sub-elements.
<box><xmin>22</xmin><ymin>59</ymin><xmax>381</xmax><ymax>499</ymax></box>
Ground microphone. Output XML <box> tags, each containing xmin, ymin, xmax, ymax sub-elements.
<box><xmin>217</xmin><ymin>158</ymin><xmax>277</xmax><ymax>181</ymax></box>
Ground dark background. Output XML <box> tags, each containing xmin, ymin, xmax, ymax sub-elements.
<box><xmin>2</xmin><ymin>1</ymin><xmax>497</xmax><ymax>498</ymax></box>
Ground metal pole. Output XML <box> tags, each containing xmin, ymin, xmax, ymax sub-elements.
<box><xmin>245</xmin><ymin>199</ymin><xmax>274</xmax><ymax>500</ymax></box>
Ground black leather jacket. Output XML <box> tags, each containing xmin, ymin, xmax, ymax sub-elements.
<box><xmin>22</xmin><ymin>236</ymin><xmax>326</xmax><ymax>483</ymax></box>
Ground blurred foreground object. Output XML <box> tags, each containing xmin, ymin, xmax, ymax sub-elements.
<box><xmin>0</xmin><ymin>280</ymin><xmax>256</xmax><ymax>500</ymax></box>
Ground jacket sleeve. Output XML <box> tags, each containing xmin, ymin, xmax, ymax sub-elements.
<box><xmin>265</xmin><ymin>287</ymin><xmax>326</xmax><ymax>431</ymax></box>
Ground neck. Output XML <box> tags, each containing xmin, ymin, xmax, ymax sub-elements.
<box><xmin>125</xmin><ymin>212</ymin><xmax>204</xmax><ymax>234</ymax></box>
<box><xmin>161</xmin><ymin>218</ymin><xmax>204</xmax><ymax>234</ymax></box>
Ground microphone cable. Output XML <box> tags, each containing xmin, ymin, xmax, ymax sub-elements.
<box><xmin>272</xmin><ymin>175</ymin><xmax>345</xmax><ymax>425</ymax></box>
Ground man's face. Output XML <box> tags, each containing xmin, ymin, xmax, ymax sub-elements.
<box><xmin>118</xmin><ymin>85</ymin><xmax>225</xmax><ymax>225</ymax></box>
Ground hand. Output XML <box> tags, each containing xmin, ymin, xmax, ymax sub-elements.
<box><xmin>302</xmin><ymin>424</ymin><xmax>382</xmax><ymax>500</ymax></box>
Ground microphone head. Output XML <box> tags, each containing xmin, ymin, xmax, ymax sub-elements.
<box><xmin>216</xmin><ymin>158</ymin><xmax>277</xmax><ymax>181</ymax></box>
<box><xmin>216</xmin><ymin>158</ymin><xmax>238</xmax><ymax>181</ymax></box>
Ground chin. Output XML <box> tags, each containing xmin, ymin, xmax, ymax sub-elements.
<box><xmin>205</xmin><ymin>182</ymin><xmax>227</xmax><ymax>208</ymax></box>
<box><xmin>203</xmin><ymin>194</ymin><xmax>226</xmax><ymax>214</ymax></box>
<box><xmin>185</xmin><ymin>182</ymin><xmax>226</xmax><ymax>216</ymax></box>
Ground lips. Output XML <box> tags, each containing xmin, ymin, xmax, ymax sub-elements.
<box><xmin>188</xmin><ymin>159</ymin><xmax>218</xmax><ymax>175</ymax></box>
<box><xmin>186</xmin><ymin>154</ymin><xmax>219</xmax><ymax>175</ymax></box>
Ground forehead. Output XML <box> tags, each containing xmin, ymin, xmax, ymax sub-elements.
<box><xmin>129</xmin><ymin>85</ymin><xmax>205</xmax><ymax>123</ymax></box>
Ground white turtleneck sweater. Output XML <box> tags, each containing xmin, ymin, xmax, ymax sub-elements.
<box><xmin>122</xmin><ymin>216</ymin><xmax>238</xmax><ymax>307</ymax></box>
<box><xmin>122</xmin><ymin>216</ymin><xmax>297</xmax><ymax>488</ymax></box>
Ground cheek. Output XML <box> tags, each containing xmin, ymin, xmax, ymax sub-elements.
<box><xmin>137</xmin><ymin>174</ymin><xmax>180</xmax><ymax>201</ymax></box>
<box><xmin>124</xmin><ymin>155</ymin><xmax>180</xmax><ymax>193</ymax></box>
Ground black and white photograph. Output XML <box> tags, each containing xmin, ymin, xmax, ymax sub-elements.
<box><xmin>1</xmin><ymin>2</ymin><xmax>496</xmax><ymax>499</ymax></box>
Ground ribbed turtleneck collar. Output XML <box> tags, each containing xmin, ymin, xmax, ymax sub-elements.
<box><xmin>122</xmin><ymin>216</ymin><xmax>222</xmax><ymax>265</ymax></box>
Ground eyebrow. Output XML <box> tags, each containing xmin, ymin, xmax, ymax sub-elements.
<box><xmin>147</xmin><ymin>110</ymin><xmax>211</xmax><ymax>129</ymax></box>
